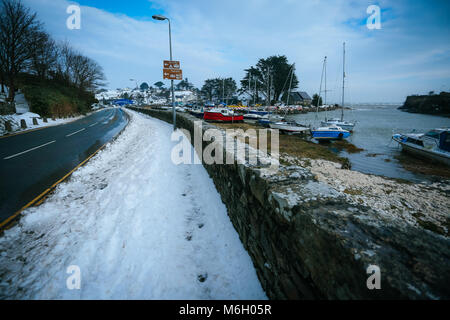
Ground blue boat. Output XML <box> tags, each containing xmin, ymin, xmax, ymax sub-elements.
<box><xmin>249</xmin><ymin>110</ymin><xmax>270</xmax><ymax>116</ymax></box>
<box><xmin>311</xmin><ymin>126</ymin><xmax>351</xmax><ymax>140</ymax></box>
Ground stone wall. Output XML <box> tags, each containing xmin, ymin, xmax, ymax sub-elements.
<box><xmin>128</xmin><ymin>107</ymin><xmax>450</xmax><ymax>300</ymax></box>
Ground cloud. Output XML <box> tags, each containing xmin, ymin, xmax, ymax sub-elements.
<box><xmin>23</xmin><ymin>0</ymin><xmax>450</xmax><ymax>102</ymax></box>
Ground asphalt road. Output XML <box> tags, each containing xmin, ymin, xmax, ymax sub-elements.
<box><xmin>0</xmin><ymin>107</ymin><xmax>128</xmax><ymax>226</ymax></box>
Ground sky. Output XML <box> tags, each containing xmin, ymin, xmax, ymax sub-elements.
<box><xmin>22</xmin><ymin>0</ymin><xmax>450</xmax><ymax>103</ymax></box>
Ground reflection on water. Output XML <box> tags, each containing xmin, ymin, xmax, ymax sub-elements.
<box><xmin>290</xmin><ymin>104</ymin><xmax>450</xmax><ymax>182</ymax></box>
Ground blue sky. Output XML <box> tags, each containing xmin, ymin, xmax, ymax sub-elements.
<box><xmin>22</xmin><ymin>0</ymin><xmax>450</xmax><ymax>103</ymax></box>
<box><xmin>75</xmin><ymin>0</ymin><xmax>166</xmax><ymax>19</ymax></box>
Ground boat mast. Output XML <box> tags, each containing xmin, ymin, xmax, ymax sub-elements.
<box><xmin>341</xmin><ymin>42</ymin><xmax>345</xmax><ymax>122</ymax></box>
<box><xmin>324</xmin><ymin>56</ymin><xmax>328</xmax><ymax>121</ymax></box>
<box><xmin>316</xmin><ymin>57</ymin><xmax>326</xmax><ymax>121</ymax></box>
<box><xmin>286</xmin><ymin>64</ymin><xmax>294</xmax><ymax>106</ymax></box>
<box><xmin>324</xmin><ymin>56</ymin><xmax>327</xmax><ymax>106</ymax></box>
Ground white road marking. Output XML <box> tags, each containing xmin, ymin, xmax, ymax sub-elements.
<box><xmin>3</xmin><ymin>141</ymin><xmax>56</xmax><ymax>160</ymax></box>
<box><xmin>66</xmin><ymin>128</ymin><xmax>86</xmax><ymax>137</ymax></box>
<box><xmin>89</xmin><ymin>122</ymin><xmax>98</xmax><ymax>128</ymax></box>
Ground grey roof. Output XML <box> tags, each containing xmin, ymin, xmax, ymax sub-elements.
<box><xmin>290</xmin><ymin>91</ymin><xmax>312</xmax><ymax>101</ymax></box>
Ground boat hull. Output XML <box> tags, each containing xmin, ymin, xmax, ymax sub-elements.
<box><xmin>393</xmin><ymin>136</ymin><xmax>450</xmax><ymax>166</ymax></box>
<box><xmin>204</xmin><ymin>112</ymin><xmax>243</xmax><ymax>122</ymax></box>
<box><xmin>258</xmin><ymin>119</ymin><xmax>271</xmax><ymax>127</ymax></box>
<box><xmin>190</xmin><ymin>111</ymin><xmax>204</xmax><ymax>118</ymax></box>
<box><xmin>244</xmin><ymin>118</ymin><xmax>259</xmax><ymax>124</ymax></box>
<box><xmin>270</xmin><ymin>123</ymin><xmax>309</xmax><ymax>133</ymax></box>
<box><xmin>311</xmin><ymin>130</ymin><xmax>350</xmax><ymax>140</ymax></box>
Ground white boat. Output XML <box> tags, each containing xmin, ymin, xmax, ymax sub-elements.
<box><xmin>321</xmin><ymin>118</ymin><xmax>355</xmax><ymax>131</ymax></box>
<box><xmin>258</xmin><ymin>114</ymin><xmax>284</xmax><ymax>126</ymax></box>
<box><xmin>244</xmin><ymin>113</ymin><xmax>262</xmax><ymax>124</ymax></box>
<box><xmin>392</xmin><ymin>128</ymin><xmax>450</xmax><ymax>166</ymax></box>
<box><xmin>270</xmin><ymin>121</ymin><xmax>309</xmax><ymax>133</ymax></box>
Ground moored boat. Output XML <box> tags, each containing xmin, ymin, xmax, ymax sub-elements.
<box><xmin>319</xmin><ymin>43</ymin><xmax>356</xmax><ymax>132</ymax></box>
<box><xmin>311</xmin><ymin>126</ymin><xmax>351</xmax><ymax>140</ymax></box>
<box><xmin>269</xmin><ymin>121</ymin><xmax>309</xmax><ymax>134</ymax></box>
<box><xmin>204</xmin><ymin>108</ymin><xmax>244</xmax><ymax>123</ymax></box>
<box><xmin>321</xmin><ymin>118</ymin><xmax>355</xmax><ymax>132</ymax></box>
<box><xmin>190</xmin><ymin>107</ymin><xmax>204</xmax><ymax>118</ymax></box>
<box><xmin>258</xmin><ymin>114</ymin><xmax>284</xmax><ymax>127</ymax></box>
<box><xmin>243</xmin><ymin>113</ymin><xmax>262</xmax><ymax>124</ymax></box>
<box><xmin>392</xmin><ymin>128</ymin><xmax>450</xmax><ymax>166</ymax></box>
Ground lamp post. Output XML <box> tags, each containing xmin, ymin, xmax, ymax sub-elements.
<box><xmin>130</xmin><ymin>78</ymin><xmax>138</xmax><ymax>90</ymax></box>
<box><xmin>152</xmin><ymin>14</ymin><xmax>176</xmax><ymax>130</ymax></box>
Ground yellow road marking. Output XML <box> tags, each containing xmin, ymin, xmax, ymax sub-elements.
<box><xmin>0</xmin><ymin>108</ymin><xmax>126</xmax><ymax>231</ymax></box>
<box><xmin>0</xmin><ymin>141</ymin><xmax>109</xmax><ymax>231</ymax></box>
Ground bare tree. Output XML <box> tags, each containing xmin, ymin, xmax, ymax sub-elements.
<box><xmin>54</xmin><ymin>41</ymin><xmax>76</xmax><ymax>85</ymax></box>
<box><xmin>0</xmin><ymin>0</ymin><xmax>42</xmax><ymax>103</ymax></box>
<box><xmin>29</xmin><ymin>30</ymin><xmax>57</xmax><ymax>80</ymax></box>
<box><xmin>75</xmin><ymin>56</ymin><xmax>106</xmax><ymax>92</ymax></box>
<box><xmin>0</xmin><ymin>57</ymin><xmax>5</xmax><ymax>93</ymax></box>
<box><xmin>54</xmin><ymin>44</ymin><xmax>105</xmax><ymax>92</ymax></box>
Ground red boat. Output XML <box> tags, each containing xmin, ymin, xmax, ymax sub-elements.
<box><xmin>203</xmin><ymin>108</ymin><xmax>243</xmax><ymax>122</ymax></box>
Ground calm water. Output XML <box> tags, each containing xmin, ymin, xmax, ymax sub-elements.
<box><xmin>290</xmin><ymin>104</ymin><xmax>450</xmax><ymax>182</ymax></box>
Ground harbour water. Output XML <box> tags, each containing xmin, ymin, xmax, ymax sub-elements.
<box><xmin>290</xmin><ymin>104</ymin><xmax>450</xmax><ymax>183</ymax></box>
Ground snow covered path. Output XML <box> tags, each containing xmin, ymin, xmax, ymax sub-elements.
<box><xmin>0</xmin><ymin>109</ymin><xmax>266</xmax><ymax>300</ymax></box>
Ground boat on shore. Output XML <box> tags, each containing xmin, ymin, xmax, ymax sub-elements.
<box><xmin>189</xmin><ymin>107</ymin><xmax>204</xmax><ymax>118</ymax></box>
<box><xmin>269</xmin><ymin>121</ymin><xmax>309</xmax><ymax>134</ymax></box>
<box><xmin>249</xmin><ymin>110</ymin><xmax>270</xmax><ymax>116</ymax></box>
<box><xmin>204</xmin><ymin>108</ymin><xmax>244</xmax><ymax>123</ymax></box>
<box><xmin>392</xmin><ymin>128</ymin><xmax>450</xmax><ymax>166</ymax></box>
<box><xmin>258</xmin><ymin>114</ymin><xmax>284</xmax><ymax>127</ymax></box>
<box><xmin>311</xmin><ymin>126</ymin><xmax>350</xmax><ymax>140</ymax></box>
<box><xmin>243</xmin><ymin>113</ymin><xmax>263</xmax><ymax>124</ymax></box>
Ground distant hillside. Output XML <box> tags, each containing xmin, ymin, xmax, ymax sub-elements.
<box><xmin>18</xmin><ymin>74</ymin><xmax>97</xmax><ymax>118</ymax></box>
<box><xmin>399</xmin><ymin>92</ymin><xmax>450</xmax><ymax>117</ymax></box>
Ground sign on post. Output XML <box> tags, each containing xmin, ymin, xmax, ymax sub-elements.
<box><xmin>164</xmin><ymin>60</ymin><xmax>180</xmax><ymax>69</ymax></box>
<box><xmin>163</xmin><ymin>68</ymin><xmax>183</xmax><ymax>80</ymax></box>
<box><xmin>163</xmin><ymin>60</ymin><xmax>182</xmax><ymax>80</ymax></box>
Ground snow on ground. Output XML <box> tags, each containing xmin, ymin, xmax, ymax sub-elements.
<box><xmin>0</xmin><ymin>109</ymin><xmax>266</xmax><ymax>300</ymax></box>
<box><xmin>0</xmin><ymin>112</ymin><xmax>85</xmax><ymax>136</ymax></box>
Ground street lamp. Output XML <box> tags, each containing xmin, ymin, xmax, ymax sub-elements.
<box><xmin>152</xmin><ymin>14</ymin><xmax>176</xmax><ymax>130</ymax></box>
<box><xmin>130</xmin><ymin>78</ymin><xmax>138</xmax><ymax>90</ymax></box>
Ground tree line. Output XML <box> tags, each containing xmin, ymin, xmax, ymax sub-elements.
<box><xmin>163</xmin><ymin>55</ymin><xmax>300</xmax><ymax>105</ymax></box>
<box><xmin>0</xmin><ymin>0</ymin><xmax>105</xmax><ymax>107</ymax></box>
<box><xmin>137</xmin><ymin>55</ymin><xmax>300</xmax><ymax>106</ymax></box>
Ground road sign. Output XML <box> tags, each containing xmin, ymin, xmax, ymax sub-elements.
<box><xmin>163</xmin><ymin>68</ymin><xmax>182</xmax><ymax>80</ymax></box>
<box><xmin>164</xmin><ymin>60</ymin><xmax>180</xmax><ymax>69</ymax></box>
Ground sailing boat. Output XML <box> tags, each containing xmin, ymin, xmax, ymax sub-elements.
<box><xmin>321</xmin><ymin>42</ymin><xmax>356</xmax><ymax>132</ymax></box>
<box><xmin>311</xmin><ymin>56</ymin><xmax>350</xmax><ymax>141</ymax></box>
